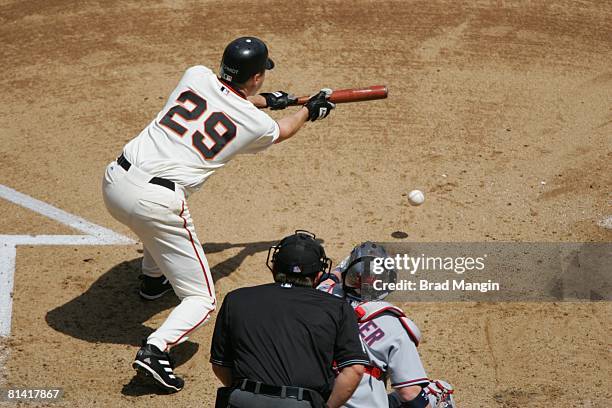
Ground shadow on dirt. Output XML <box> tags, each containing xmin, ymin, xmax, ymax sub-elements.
<box><xmin>46</xmin><ymin>238</ymin><xmax>319</xmax><ymax>396</ymax></box>
<box><xmin>45</xmin><ymin>240</ymin><xmax>277</xmax><ymax>347</ymax></box>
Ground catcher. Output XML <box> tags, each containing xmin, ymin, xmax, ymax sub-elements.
<box><xmin>317</xmin><ymin>242</ymin><xmax>456</xmax><ymax>408</ymax></box>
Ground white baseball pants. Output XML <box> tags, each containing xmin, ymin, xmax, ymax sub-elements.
<box><xmin>102</xmin><ymin>160</ymin><xmax>216</xmax><ymax>351</ymax></box>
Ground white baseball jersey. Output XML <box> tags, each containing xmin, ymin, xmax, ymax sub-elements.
<box><xmin>318</xmin><ymin>259</ymin><xmax>429</xmax><ymax>408</ymax></box>
<box><xmin>123</xmin><ymin>65</ymin><xmax>279</xmax><ymax>195</ymax></box>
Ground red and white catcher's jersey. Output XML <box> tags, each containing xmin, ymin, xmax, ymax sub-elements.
<box><xmin>123</xmin><ymin>65</ymin><xmax>279</xmax><ymax>194</ymax></box>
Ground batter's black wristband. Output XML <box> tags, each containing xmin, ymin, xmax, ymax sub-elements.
<box><xmin>400</xmin><ymin>389</ymin><xmax>429</xmax><ymax>408</ymax></box>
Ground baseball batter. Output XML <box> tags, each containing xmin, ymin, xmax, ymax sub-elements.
<box><xmin>102</xmin><ymin>37</ymin><xmax>335</xmax><ymax>393</ymax></box>
<box><xmin>318</xmin><ymin>242</ymin><xmax>456</xmax><ymax>408</ymax></box>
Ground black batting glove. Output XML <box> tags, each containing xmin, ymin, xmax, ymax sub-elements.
<box><xmin>260</xmin><ymin>91</ymin><xmax>296</xmax><ymax>110</ymax></box>
<box><xmin>304</xmin><ymin>88</ymin><xmax>335</xmax><ymax>121</ymax></box>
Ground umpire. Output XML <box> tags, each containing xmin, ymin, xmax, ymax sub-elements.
<box><xmin>210</xmin><ymin>231</ymin><xmax>368</xmax><ymax>408</ymax></box>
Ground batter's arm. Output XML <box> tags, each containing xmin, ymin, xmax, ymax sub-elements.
<box><xmin>274</xmin><ymin>107</ymin><xmax>309</xmax><ymax>143</ymax></box>
<box><xmin>247</xmin><ymin>94</ymin><xmax>267</xmax><ymax>108</ymax></box>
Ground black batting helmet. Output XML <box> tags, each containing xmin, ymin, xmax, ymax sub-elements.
<box><xmin>219</xmin><ymin>37</ymin><xmax>274</xmax><ymax>84</ymax></box>
<box><xmin>267</xmin><ymin>230</ymin><xmax>331</xmax><ymax>277</ymax></box>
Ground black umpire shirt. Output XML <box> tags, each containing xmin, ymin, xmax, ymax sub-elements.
<box><xmin>210</xmin><ymin>282</ymin><xmax>369</xmax><ymax>398</ymax></box>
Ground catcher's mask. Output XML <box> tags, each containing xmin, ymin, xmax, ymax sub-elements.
<box><xmin>267</xmin><ymin>230</ymin><xmax>332</xmax><ymax>277</ymax></box>
<box><xmin>343</xmin><ymin>241</ymin><xmax>396</xmax><ymax>302</ymax></box>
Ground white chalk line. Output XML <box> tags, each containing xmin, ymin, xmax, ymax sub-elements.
<box><xmin>0</xmin><ymin>184</ymin><xmax>132</xmax><ymax>245</ymax></box>
<box><xmin>0</xmin><ymin>246</ymin><xmax>16</xmax><ymax>339</ymax></box>
<box><xmin>0</xmin><ymin>184</ymin><xmax>135</xmax><ymax>337</ymax></box>
<box><xmin>0</xmin><ymin>235</ymin><xmax>130</xmax><ymax>246</ymax></box>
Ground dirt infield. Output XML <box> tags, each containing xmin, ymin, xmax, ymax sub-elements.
<box><xmin>1</xmin><ymin>0</ymin><xmax>610</xmax><ymax>406</ymax></box>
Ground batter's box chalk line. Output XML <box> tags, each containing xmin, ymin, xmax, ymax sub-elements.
<box><xmin>0</xmin><ymin>184</ymin><xmax>135</xmax><ymax>337</ymax></box>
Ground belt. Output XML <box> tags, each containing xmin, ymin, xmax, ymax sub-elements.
<box><xmin>117</xmin><ymin>154</ymin><xmax>175</xmax><ymax>191</ymax></box>
<box><xmin>236</xmin><ymin>379</ymin><xmax>317</xmax><ymax>403</ymax></box>
<box><xmin>364</xmin><ymin>366</ymin><xmax>384</xmax><ymax>380</ymax></box>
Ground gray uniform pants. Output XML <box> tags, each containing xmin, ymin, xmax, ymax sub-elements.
<box><xmin>228</xmin><ymin>389</ymin><xmax>315</xmax><ymax>408</ymax></box>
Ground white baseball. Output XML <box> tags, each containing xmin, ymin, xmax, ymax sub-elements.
<box><xmin>408</xmin><ymin>190</ymin><xmax>425</xmax><ymax>206</ymax></box>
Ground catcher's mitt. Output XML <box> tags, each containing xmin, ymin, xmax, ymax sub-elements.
<box><xmin>425</xmin><ymin>379</ymin><xmax>456</xmax><ymax>408</ymax></box>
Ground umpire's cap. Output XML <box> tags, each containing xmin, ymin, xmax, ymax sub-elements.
<box><xmin>267</xmin><ymin>230</ymin><xmax>331</xmax><ymax>277</ymax></box>
<box><xmin>220</xmin><ymin>37</ymin><xmax>274</xmax><ymax>84</ymax></box>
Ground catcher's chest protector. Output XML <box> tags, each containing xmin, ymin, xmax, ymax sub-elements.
<box><xmin>354</xmin><ymin>301</ymin><xmax>422</xmax><ymax>346</ymax></box>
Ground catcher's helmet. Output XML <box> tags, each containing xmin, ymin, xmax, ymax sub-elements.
<box><xmin>219</xmin><ymin>37</ymin><xmax>274</xmax><ymax>84</ymax></box>
<box><xmin>343</xmin><ymin>241</ymin><xmax>396</xmax><ymax>302</ymax></box>
<box><xmin>267</xmin><ymin>230</ymin><xmax>331</xmax><ymax>277</ymax></box>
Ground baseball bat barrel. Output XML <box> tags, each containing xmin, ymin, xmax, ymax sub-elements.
<box><xmin>291</xmin><ymin>85</ymin><xmax>388</xmax><ymax>105</ymax></box>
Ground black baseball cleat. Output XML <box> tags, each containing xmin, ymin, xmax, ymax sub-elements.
<box><xmin>132</xmin><ymin>343</ymin><xmax>184</xmax><ymax>393</ymax></box>
<box><xmin>139</xmin><ymin>275</ymin><xmax>173</xmax><ymax>300</ymax></box>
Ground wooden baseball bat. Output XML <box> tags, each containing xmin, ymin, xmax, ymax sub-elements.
<box><xmin>289</xmin><ymin>85</ymin><xmax>388</xmax><ymax>106</ymax></box>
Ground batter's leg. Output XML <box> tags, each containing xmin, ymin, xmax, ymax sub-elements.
<box><xmin>130</xmin><ymin>198</ymin><xmax>216</xmax><ymax>352</ymax></box>
<box><xmin>141</xmin><ymin>247</ymin><xmax>163</xmax><ymax>278</ymax></box>
<box><xmin>140</xmin><ymin>247</ymin><xmax>173</xmax><ymax>300</ymax></box>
